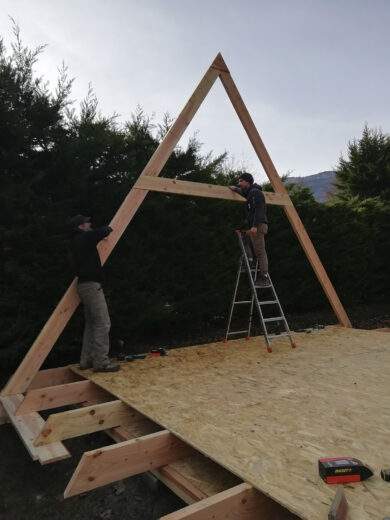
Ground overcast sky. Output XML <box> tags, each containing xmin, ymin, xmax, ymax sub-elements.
<box><xmin>1</xmin><ymin>1</ymin><xmax>389</xmax><ymax>182</ymax></box>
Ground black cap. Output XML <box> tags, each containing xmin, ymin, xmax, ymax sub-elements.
<box><xmin>69</xmin><ymin>214</ymin><xmax>91</xmax><ymax>229</ymax></box>
<box><xmin>238</xmin><ymin>172</ymin><xmax>254</xmax><ymax>184</ymax></box>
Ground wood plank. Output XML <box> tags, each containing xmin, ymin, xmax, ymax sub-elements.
<box><xmin>0</xmin><ymin>394</ymin><xmax>70</xmax><ymax>464</ymax></box>
<box><xmin>64</xmin><ymin>430</ymin><xmax>193</xmax><ymax>497</ymax></box>
<box><xmin>134</xmin><ymin>176</ymin><xmax>291</xmax><ymax>206</ymax></box>
<box><xmin>160</xmin><ymin>483</ymin><xmax>268</xmax><ymax>520</ymax></box>
<box><xmin>34</xmin><ymin>400</ymin><xmax>150</xmax><ymax>445</ymax></box>
<box><xmin>28</xmin><ymin>366</ymin><xmax>84</xmax><ymax>390</ymax></box>
<box><xmin>217</xmin><ymin>59</ymin><xmax>351</xmax><ymax>328</ymax></box>
<box><xmin>102</xmin><ymin>416</ymin><xmax>208</xmax><ymax>504</ymax></box>
<box><xmin>75</xmin><ymin>328</ymin><xmax>390</xmax><ymax>519</ymax></box>
<box><xmin>1</xmin><ymin>55</ymin><xmax>222</xmax><ymax>397</ymax></box>
<box><xmin>15</xmin><ymin>380</ymin><xmax>110</xmax><ymax>416</ymax></box>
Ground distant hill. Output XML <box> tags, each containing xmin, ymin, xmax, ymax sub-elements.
<box><xmin>285</xmin><ymin>171</ymin><xmax>336</xmax><ymax>202</ymax></box>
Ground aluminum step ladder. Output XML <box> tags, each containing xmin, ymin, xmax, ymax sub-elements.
<box><xmin>225</xmin><ymin>231</ymin><xmax>296</xmax><ymax>353</ymax></box>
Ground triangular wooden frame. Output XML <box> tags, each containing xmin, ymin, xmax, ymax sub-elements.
<box><xmin>2</xmin><ymin>53</ymin><xmax>351</xmax><ymax>398</ymax></box>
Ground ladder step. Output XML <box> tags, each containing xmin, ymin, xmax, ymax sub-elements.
<box><xmin>267</xmin><ymin>332</ymin><xmax>291</xmax><ymax>339</ymax></box>
<box><xmin>227</xmin><ymin>330</ymin><xmax>249</xmax><ymax>336</ymax></box>
<box><xmin>263</xmin><ymin>317</ymin><xmax>284</xmax><ymax>323</ymax></box>
<box><xmin>234</xmin><ymin>300</ymin><xmax>252</xmax><ymax>305</ymax></box>
<box><xmin>259</xmin><ymin>300</ymin><xmax>278</xmax><ymax>305</ymax></box>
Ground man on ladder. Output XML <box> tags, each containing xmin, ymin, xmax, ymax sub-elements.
<box><xmin>230</xmin><ymin>173</ymin><xmax>269</xmax><ymax>287</ymax></box>
<box><xmin>227</xmin><ymin>173</ymin><xmax>296</xmax><ymax>352</ymax></box>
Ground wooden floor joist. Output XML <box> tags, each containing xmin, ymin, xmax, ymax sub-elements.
<box><xmin>16</xmin><ymin>380</ymin><xmax>110</xmax><ymax>416</ymax></box>
<box><xmin>159</xmin><ymin>483</ymin><xmax>274</xmax><ymax>520</ymax></box>
<box><xmin>134</xmin><ymin>176</ymin><xmax>292</xmax><ymax>206</ymax></box>
<box><xmin>64</xmin><ymin>430</ymin><xmax>193</xmax><ymax>497</ymax></box>
<box><xmin>34</xmin><ymin>399</ymin><xmax>144</xmax><ymax>445</ymax></box>
<box><xmin>27</xmin><ymin>366</ymin><xmax>83</xmax><ymax>390</ymax></box>
<box><xmin>0</xmin><ymin>394</ymin><xmax>70</xmax><ymax>464</ymax></box>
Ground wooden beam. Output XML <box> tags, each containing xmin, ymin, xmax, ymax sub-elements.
<box><xmin>15</xmin><ymin>380</ymin><xmax>110</xmax><ymax>416</ymax></box>
<box><xmin>102</xmin><ymin>418</ymin><xmax>206</xmax><ymax>505</ymax></box>
<box><xmin>1</xmin><ymin>55</ymin><xmax>221</xmax><ymax>397</ymax></box>
<box><xmin>0</xmin><ymin>394</ymin><xmax>70</xmax><ymax>464</ymax></box>
<box><xmin>155</xmin><ymin>466</ymin><xmax>208</xmax><ymax>503</ymax></box>
<box><xmin>34</xmin><ymin>400</ymin><xmax>150</xmax><ymax>445</ymax></box>
<box><xmin>134</xmin><ymin>176</ymin><xmax>292</xmax><ymax>206</ymax></box>
<box><xmin>64</xmin><ymin>430</ymin><xmax>193</xmax><ymax>497</ymax></box>
<box><xmin>28</xmin><ymin>366</ymin><xmax>84</xmax><ymax>390</ymax></box>
<box><xmin>218</xmin><ymin>58</ymin><xmax>352</xmax><ymax>328</ymax></box>
<box><xmin>160</xmin><ymin>483</ymin><xmax>266</xmax><ymax>520</ymax></box>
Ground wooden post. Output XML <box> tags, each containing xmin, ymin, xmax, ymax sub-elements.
<box><xmin>217</xmin><ymin>57</ymin><xmax>351</xmax><ymax>328</ymax></box>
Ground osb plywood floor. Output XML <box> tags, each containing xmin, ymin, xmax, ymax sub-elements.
<box><xmin>74</xmin><ymin>327</ymin><xmax>390</xmax><ymax>519</ymax></box>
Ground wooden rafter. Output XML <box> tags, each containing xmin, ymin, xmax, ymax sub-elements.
<box><xmin>217</xmin><ymin>56</ymin><xmax>351</xmax><ymax>327</ymax></box>
<box><xmin>1</xmin><ymin>51</ymin><xmax>351</xmax><ymax>401</ymax></box>
<box><xmin>1</xmin><ymin>56</ymin><xmax>220</xmax><ymax>397</ymax></box>
<box><xmin>64</xmin><ymin>430</ymin><xmax>193</xmax><ymax>497</ymax></box>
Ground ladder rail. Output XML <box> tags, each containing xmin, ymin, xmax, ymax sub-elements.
<box><xmin>237</xmin><ymin>233</ymin><xmax>272</xmax><ymax>351</ymax></box>
<box><xmin>225</xmin><ymin>256</ymin><xmax>245</xmax><ymax>341</ymax></box>
<box><xmin>225</xmin><ymin>230</ymin><xmax>296</xmax><ymax>352</ymax></box>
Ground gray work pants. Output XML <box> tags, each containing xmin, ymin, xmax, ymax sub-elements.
<box><xmin>77</xmin><ymin>282</ymin><xmax>111</xmax><ymax>368</ymax></box>
<box><xmin>249</xmin><ymin>223</ymin><xmax>269</xmax><ymax>275</ymax></box>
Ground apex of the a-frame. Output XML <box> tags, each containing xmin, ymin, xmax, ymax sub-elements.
<box><xmin>211</xmin><ymin>52</ymin><xmax>230</xmax><ymax>74</ymax></box>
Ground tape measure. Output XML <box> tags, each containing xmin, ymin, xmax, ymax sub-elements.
<box><xmin>318</xmin><ymin>457</ymin><xmax>373</xmax><ymax>484</ymax></box>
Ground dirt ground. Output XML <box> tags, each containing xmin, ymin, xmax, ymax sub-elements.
<box><xmin>0</xmin><ymin>425</ymin><xmax>183</xmax><ymax>520</ymax></box>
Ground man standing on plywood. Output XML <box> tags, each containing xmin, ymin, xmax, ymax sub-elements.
<box><xmin>69</xmin><ymin>215</ymin><xmax>120</xmax><ymax>372</ymax></box>
<box><xmin>230</xmin><ymin>173</ymin><xmax>269</xmax><ymax>287</ymax></box>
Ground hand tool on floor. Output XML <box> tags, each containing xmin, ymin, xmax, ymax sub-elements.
<box><xmin>319</xmin><ymin>457</ymin><xmax>374</xmax><ymax>484</ymax></box>
<box><xmin>328</xmin><ymin>486</ymin><xmax>348</xmax><ymax>520</ymax></box>
<box><xmin>150</xmin><ymin>347</ymin><xmax>167</xmax><ymax>356</ymax></box>
<box><xmin>124</xmin><ymin>353</ymin><xmax>147</xmax><ymax>361</ymax></box>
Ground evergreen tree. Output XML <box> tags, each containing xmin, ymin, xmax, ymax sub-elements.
<box><xmin>335</xmin><ymin>125</ymin><xmax>390</xmax><ymax>201</ymax></box>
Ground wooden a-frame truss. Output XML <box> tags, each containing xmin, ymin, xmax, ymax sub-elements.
<box><xmin>1</xmin><ymin>52</ymin><xmax>351</xmax><ymax>406</ymax></box>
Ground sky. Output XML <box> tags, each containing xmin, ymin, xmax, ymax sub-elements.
<box><xmin>1</xmin><ymin>0</ymin><xmax>389</xmax><ymax>182</ymax></box>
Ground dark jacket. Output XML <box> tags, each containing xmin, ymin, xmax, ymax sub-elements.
<box><xmin>69</xmin><ymin>227</ymin><xmax>112</xmax><ymax>284</ymax></box>
<box><xmin>234</xmin><ymin>184</ymin><xmax>268</xmax><ymax>227</ymax></box>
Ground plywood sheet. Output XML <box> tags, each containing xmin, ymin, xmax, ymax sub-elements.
<box><xmin>73</xmin><ymin>327</ymin><xmax>390</xmax><ymax>519</ymax></box>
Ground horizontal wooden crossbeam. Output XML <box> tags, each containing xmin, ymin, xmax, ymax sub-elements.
<box><xmin>0</xmin><ymin>394</ymin><xmax>70</xmax><ymax>464</ymax></box>
<box><xmin>34</xmin><ymin>399</ymin><xmax>144</xmax><ymax>445</ymax></box>
<box><xmin>16</xmin><ymin>380</ymin><xmax>110</xmax><ymax>416</ymax></box>
<box><xmin>134</xmin><ymin>176</ymin><xmax>292</xmax><ymax>206</ymax></box>
<box><xmin>160</xmin><ymin>482</ymin><xmax>266</xmax><ymax>519</ymax></box>
<box><xmin>64</xmin><ymin>430</ymin><xmax>193</xmax><ymax>497</ymax></box>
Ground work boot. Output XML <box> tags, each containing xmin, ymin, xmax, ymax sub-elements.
<box><xmin>93</xmin><ymin>362</ymin><xmax>120</xmax><ymax>373</ymax></box>
<box><xmin>254</xmin><ymin>274</ymin><xmax>271</xmax><ymax>288</ymax></box>
<box><xmin>79</xmin><ymin>363</ymin><xmax>93</xmax><ymax>370</ymax></box>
